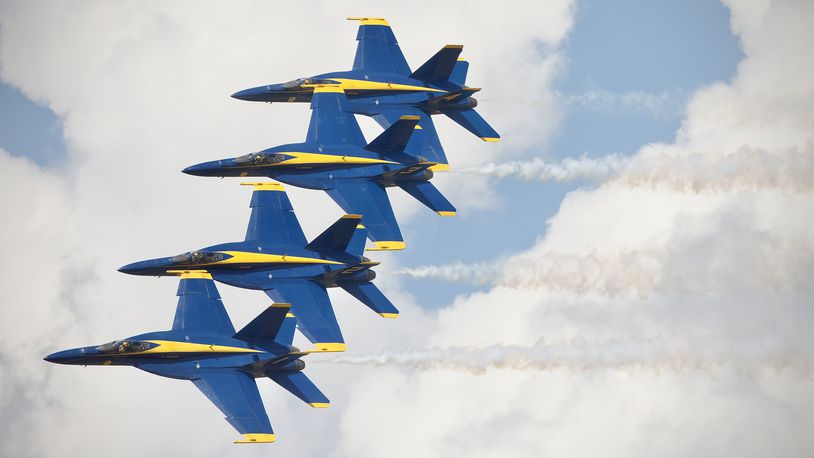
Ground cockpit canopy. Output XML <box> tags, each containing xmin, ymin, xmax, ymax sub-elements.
<box><xmin>96</xmin><ymin>340</ymin><xmax>152</xmax><ymax>354</ymax></box>
<box><xmin>170</xmin><ymin>251</ymin><xmax>229</xmax><ymax>265</ymax></box>
<box><xmin>281</xmin><ymin>78</ymin><xmax>339</xmax><ymax>89</ymax></box>
<box><xmin>234</xmin><ymin>152</ymin><xmax>288</xmax><ymax>166</ymax></box>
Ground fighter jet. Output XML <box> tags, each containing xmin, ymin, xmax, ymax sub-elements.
<box><xmin>231</xmin><ymin>17</ymin><xmax>500</xmax><ymax>170</ymax></box>
<box><xmin>184</xmin><ymin>85</ymin><xmax>455</xmax><ymax>251</ymax></box>
<box><xmin>45</xmin><ymin>272</ymin><xmax>329</xmax><ymax>444</ymax></box>
<box><xmin>118</xmin><ymin>182</ymin><xmax>398</xmax><ymax>350</ymax></box>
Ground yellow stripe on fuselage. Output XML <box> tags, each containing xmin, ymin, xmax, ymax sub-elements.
<box><xmin>306</xmin><ymin>78</ymin><xmax>446</xmax><ymax>94</ymax></box>
<box><xmin>247</xmin><ymin>152</ymin><xmax>397</xmax><ymax>168</ymax></box>
<box><xmin>215</xmin><ymin>251</ymin><xmax>344</xmax><ymax>266</ymax></box>
<box><xmin>132</xmin><ymin>340</ymin><xmax>263</xmax><ymax>356</ymax></box>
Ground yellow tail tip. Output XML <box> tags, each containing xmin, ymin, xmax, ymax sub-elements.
<box><xmin>312</xmin><ymin>343</ymin><xmax>347</xmax><ymax>352</ymax></box>
<box><xmin>481</xmin><ymin>137</ymin><xmax>501</xmax><ymax>143</ymax></box>
<box><xmin>271</xmin><ymin>303</ymin><xmax>292</xmax><ymax>308</ymax></box>
<box><xmin>366</xmin><ymin>241</ymin><xmax>406</xmax><ymax>251</ymax></box>
<box><xmin>380</xmin><ymin>313</ymin><xmax>399</xmax><ymax>319</ymax></box>
<box><xmin>436</xmin><ymin>211</ymin><xmax>456</xmax><ymax>217</ymax></box>
<box><xmin>235</xmin><ymin>434</ymin><xmax>276</xmax><ymax>444</ymax></box>
<box><xmin>309</xmin><ymin>402</ymin><xmax>330</xmax><ymax>408</ymax></box>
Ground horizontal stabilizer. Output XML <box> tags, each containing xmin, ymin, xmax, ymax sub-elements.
<box><xmin>340</xmin><ymin>282</ymin><xmax>399</xmax><ymax>317</ymax></box>
<box><xmin>233</xmin><ymin>304</ymin><xmax>291</xmax><ymax>345</ymax></box>
<box><xmin>398</xmin><ymin>181</ymin><xmax>456</xmax><ymax>216</ymax></box>
<box><xmin>365</xmin><ymin>115</ymin><xmax>420</xmax><ymax>158</ymax></box>
<box><xmin>443</xmin><ymin>108</ymin><xmax>500</xmax><ymax>142</ymax></box>
<box><xmin>269</xmin><ymin>371</ymin><xmax>330</xmax><ymax>407</ymax></box>
<box><xmin>410</xmin><ymin>45</ymin><xmax>464</xmax><ymax>82</ymax></box>
<box><xmin>306</xmin><ymin>214</ymin><xmax>363</xmax><ymax>253</ymax></box>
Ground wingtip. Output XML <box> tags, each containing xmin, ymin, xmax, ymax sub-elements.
<box><xmin>347</xmin><ymin>17</ymin><xmax>389</xmax><ymax>26</ymax></box>
<box><xmin>379</xmin><ymin>313</ymin><xmax>399</xmax><ymax>319</ymax></box>
<box><xmin>309</xmin><ymin>402</ymin><xmax>330</xmax><ymax>408</ymax></box>
<box><xmin>234</xmin><ymin>433</ymin><xmax>276</xmax><ymax>444</ymax></box>
<box><xmin>240</xmin><ymin>181</ymin><xmax>285</xmax><ymax>191</ymax></box>
<box><xmin>168</xmin><ymin>270</ymin><xmax>213</xmax><ymax>279</ymax></box>
<box><xmin>481</xmin><ymin>137</ymin><xmax>501</xmax><ymax>143</ymax></box>
<box><xmin>436</xmin><ymin>211</ymin><xmax>456</xmax><ymax>217</ymax></box>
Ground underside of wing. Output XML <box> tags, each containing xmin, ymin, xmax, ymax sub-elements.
<box><xmin>348</xmin><ymin>17</ymin><xmax>411</xmax><ymax>75</ymax></box>
<box><xmin>172</xmin><ymin>273</ymin><xmax>236</xmax><ymax>335</ymax></box>
<box><xmin>325</xmin><ymin>180</ymin><xmax>404</xmax><ymax>250</ymax></box>
<box><xmin>306</xmin><ymin>86</ymin><xmax>367</xmax><ymax>147</ymax></box>
<box><xmin>264</xmin><ymin>280</ymin><xmax>345</xmax><ymax>351</ymax></box>
<box><xmin>191</xmin><ymin>371</ymin><xmax>275</xmax><ymax>443</ymax></box>
<box><xmin>243</xmin><ymin>182</ymin><xmax>308</xmax><ymax>246</ymax></box>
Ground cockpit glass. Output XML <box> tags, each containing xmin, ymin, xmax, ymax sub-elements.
<box><xmin>170</xmin><ymin>251</ymin><xmax>225</xmax><ymax>265</ymax></box>
<box><xmin>234</xmin><ymin>153</ymin><xmax>287</xmax><ymax>166</ymax></box>
<box><xmin>96</xmin><ymin>340</ymin><xmax>151</xmax><ymax>354</ymax></box>
<box><xmin>170</xmin><ymin>252</ymin><xmax>191</xmax><ymax>263</ymax></box>
<box><xmin>234</xmin><ymin>153</ymin><xmax>255</xmax><ymax>164</ymax></box>
<box><xmin>282</xmin><ymin>78</ymin><xmax>304</xmax><ymax>89</ymax></box>
<box><xmin>281</xmin><ymin>78</ymin><xmax>338</xmax><ymax>89</ymax></box>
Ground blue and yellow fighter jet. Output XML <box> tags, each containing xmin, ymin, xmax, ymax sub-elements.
<box><xmin>230</xmin><ymin>17</ymin><xmax>500</xmax><ymax>170</ymax></box>
<box><xmin>118</xmin><ymin>182</ymin><xmax>398</xmax><ymax>351</ymax></box>
<box><xmin>45</xmin><ymin>272</ymin><xmax>329</xmax><ymax>443</ymax></box>
<box><xmin>184</xmin><ymin>85</ymin><xmax>455</xmax><ymax>251</ymax></box>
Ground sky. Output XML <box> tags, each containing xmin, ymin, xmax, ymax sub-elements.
<box><xmin>1</xmin><ymin>1</ymin><xmax>812</xmax><ymax>457</ymax></box>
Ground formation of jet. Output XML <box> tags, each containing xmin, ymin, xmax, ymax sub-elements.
<box><xmin>118</xmin><ymin>182</ymin><xmax>398</xmax><ymax>349</ymax></box>
<box><xmin>231</xmin><ymin>16</ymin><xmax>500</xmax><ymax>170</ymax></box>
<box><xmin>184</xmin><ymin>86</ymin><xmax>456</xmax><ymax>250</ymax></box>
<box><xmin>45</xmin><ymin>273</ymin><xmax>329</xmax><ymax>443</ymax></box>
<box><xmin>46</xmin><ymin>17</ymin><xmax>499</xmax><ymax>444</ymax></box>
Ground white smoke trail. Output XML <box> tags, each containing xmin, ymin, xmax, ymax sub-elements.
<box><xmin>396</xmin><ymin>250</ymin><xmax>666</xmax><ymax>297</ymax></box>
<box><xmin>454</xmin><ymin>145</ymin><xmax>814</xmax><ymax>192</ymax></box>
<box><xmin>454</xmin><ymin>154</ymin><xmax>630</xmax><ymax>183</ymax></box>
<box><xmin>315</xmin><ymin>338</ymin><xmax>814</xmax><ymax>375</ymax></box>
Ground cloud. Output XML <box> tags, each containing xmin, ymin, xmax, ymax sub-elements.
<box><xmin>2</xmin><ymin>0</ymin><xmax>813</xmax><ymax>457</ymax></box>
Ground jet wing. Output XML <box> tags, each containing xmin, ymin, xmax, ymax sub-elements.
<box><xmin>306</xmin><ymin>86</ymin><xmax>367</xmax><ymax>147</ymax></box>
<box><xmin>243</xmin><ymin>182</ymin><xmax>308</xmax><ymax>246</ymax></box>
<box><xmin>348</xmin><ymin>17</ymin><xmax>411</xmax><ymax>75</ymax></box>
<box><xmin>191</xmin><ymin>371</ymin><xmax>276</xmax><ymax>443</ymax></box>
<box><xmin>172</xmin><ymin>274</ymin><xmax>236</xmax><ymax>335</ymax></box>
<box><xmin>325</xmin><ymin>180</ymin><xmax>404</xmax><ymax>250</ymax></box>
<box><xmin>264</xmin><ymin>280</ymin><xmax>345</xmax><ymax>350</ymax></box>
<box><xmin>372</xmin><ymin>107</ymin><xmax>448</xmax><ymax>167</ymax></box>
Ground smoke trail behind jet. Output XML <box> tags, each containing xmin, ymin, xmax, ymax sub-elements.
<box><xmin>316</xmin><ymin>338</ymin><xmax>813</xmax><ymax>375</ymax></box>
<box><xmin>455</xmin><ymin>145</ymin><xmax>814</xmax><ymax>192</ymax></box>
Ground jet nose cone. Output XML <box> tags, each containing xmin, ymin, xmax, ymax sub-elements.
<box><xmin>231</xmin><ymin>84</ymin><xmax>284</xmax><ymax>102</ymax></box>
<box><xmin>44</xmin><ymin>349</ymin><xmax>76</xmax><ymax>364</ymax></box>
<box><xmin>182</xmin><ymin>160</ymin><xmax>223</xmax><ymax>177</ymax></box>
<box><xmin>118</xmin><ymin>258</ymin><xmax>166</xmax><ymax>276</ymax></box>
